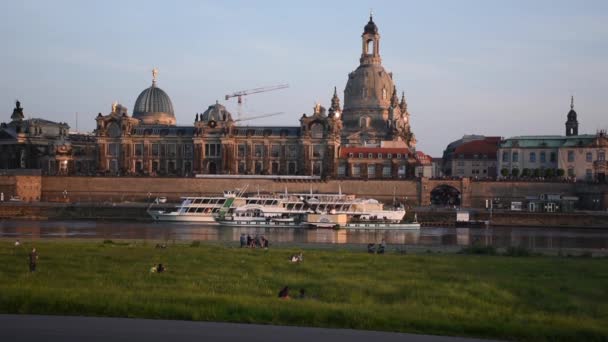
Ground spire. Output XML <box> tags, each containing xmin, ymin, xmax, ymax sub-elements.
<box><xmin>400</xmin><ymin>92</ymin><xmax>408</xmax><ymax>113</ymax></box>
<box><xmin>330</xmin><ymin>86</ymin><xmax>341</xmax><ymax>113</ymax></box>
<box><xmin>152</xmin><ymin>67</ymin><xmax>158</xmax><ymax>86</ymax></box>
<box><xmin>390</xmin><ymin>86</ymin><xmax>399</xmax><ymax>107</ymax></box>
<box><xmin>195</xmin><ymin>113</ymin><xmax>199</xmax><ymax>122</ymax></box>
<box><xmin>570</xmin><ymin>95</ymin><xmax>574</xmax><ymax>110</ymax></box>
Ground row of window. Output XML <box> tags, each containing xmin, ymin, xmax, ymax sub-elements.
<box><xmin>568</xmin><ymin>150</ymin><xmax>606</xmax><ymax>163</ymax></box>
<box><xmin>337</xmin><ymin>164</ymin><xmax>407</xmax><ymax>178</ymax></box>
<box><xmin>237</xmin><ymin>144</ymin><xmax>300</xmax><ymax>159</ymax></box>
<box><xmin>107</xmin><ymin>143</ymin><xmax>194</xmax><ymax>158</ymax></box>
<box><xmin>503</xmin><ymin>150</ymin><xmax>607</xmax><ymax>163</ymax></box>
<box><xmin>347</xmin><ymin>152</ymin><xmax>405</xmax><ymax>159</ymax></box>
<box><xmin>503</xmin><ymin>151</ymin><xmax>556</xmax><ymax>163</ymax></box>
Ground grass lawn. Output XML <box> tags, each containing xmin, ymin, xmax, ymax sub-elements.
<box><xmin>0</xmin><ymin>240</ymin><xmax>606</xmax><ymax>341</ymax></box>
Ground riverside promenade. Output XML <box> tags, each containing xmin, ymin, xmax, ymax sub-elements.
<box><xmin>0</xmin><ymin>315</ymin><xmax>496</xmax><ymax>342</ymax></box>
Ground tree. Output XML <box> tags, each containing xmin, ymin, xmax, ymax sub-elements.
<box><xmin>532</xmin><ymin>168</ymin><xmax>541</xmax><ymax>177</ymax></box>
<box><xmin>511</xmin><ymin>168</ymin><xmax>520</xmax><ymax>177</ymax></box>
<box><xmin>501</xmin><ymin>168</ymin><xmax>509</xmax><ymax>177</ymax></box>
<box><xmin>544</xmin><ymin>168</ymin><xmax>555</xmax><ymax>178</ymax></box>
<box><xmin>521</xmin><ymin>168</ymin><xmax>531</xmax><ymax>177</ymax></box>
<box><xmin>556</xmin><ymin>168</ymin><xmax>565</xmax><ymax>177</ymax></box>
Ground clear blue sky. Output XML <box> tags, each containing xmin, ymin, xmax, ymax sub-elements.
<box><xmin>1</xmin><ymin>0</ymin><xmax>607</xmax><ymax>156</ymax></box>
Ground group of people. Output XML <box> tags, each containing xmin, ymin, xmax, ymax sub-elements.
<box><xmin>278</xmin><ymin>286</ymin><xmax>307</xmax><ymax>300</ymax></box>
<box><xmin>367</xmin><ymin>240</ymin><xmax>387</xmax><ymax>254</ymax></box>
<box><xmin>240</xmin><ymin>234</ymin><xmax>269</xmax><ymax>249</ymax></box>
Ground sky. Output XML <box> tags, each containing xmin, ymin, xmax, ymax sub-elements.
<box><xmin>1</xmin><ymin>0</ymin><xmax>607</xmax><ymax>156</ymax></box>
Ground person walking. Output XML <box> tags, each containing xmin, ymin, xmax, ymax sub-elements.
<box><xmin>240</xmin><ymin>234</ymin><xmax>247</xmax><ymax>248</ymax></box>
<box><xmin>29</xmin><ymin>248</ymin><xmax>38</xmax><ymax>272</ymax></box>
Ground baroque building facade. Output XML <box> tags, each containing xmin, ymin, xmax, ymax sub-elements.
<box><xmin>498</xmin><ymin>98</ymin><xmax>608</xmax><ymax>182</ymax></box>
<box><xmin>1</xmin><ymin>16</ymin><xmax>423</xmax><ymax>178</ymax></box>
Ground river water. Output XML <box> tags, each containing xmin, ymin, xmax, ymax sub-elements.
<box><xmin>1</xmin><ymin>219</ymin><xmax>607</xmax><ymax>251</ymax></box>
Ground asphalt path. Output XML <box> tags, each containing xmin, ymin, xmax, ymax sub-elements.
<box><xmin>0</xmin><ymin>314</ymin><xmax>497</xmax><ymax>342</ymax></box>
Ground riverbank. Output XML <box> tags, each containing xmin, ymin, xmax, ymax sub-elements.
<box><xmin>1</xmin><ymin>240</ymin><xmax>606</xmax><ymax>341</ymax></box>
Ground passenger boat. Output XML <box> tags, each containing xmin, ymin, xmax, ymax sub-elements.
<box><xmin>147</xmin><ymin>190</ymin><xmax>240</xmax><ymax>222</ymax></box>
<box><xmin>220</xmin><ymin>188</ymin><xmax>414</xmax><ymax>230</ymax></box>
<box><xmin>219</xmin><ymin>188</ymin><xmax>406</xmax><ymax>224</ymax></box>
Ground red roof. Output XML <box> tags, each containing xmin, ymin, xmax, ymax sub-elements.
<box><xmin>415</xmin><ymin>151</ymin><xmax>433</xmax><ymax>165</ymax></box>
<box><xmin>454</xmin><ymin>137</ymin><xmax>500</xmax><ymax>159</ymax></box>
<box><xmin>340</xmin><ymin>147</ymin><xmax>410</xmax><ymax>158</ymax></box>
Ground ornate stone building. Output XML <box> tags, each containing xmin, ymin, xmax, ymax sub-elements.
<box><xmin>1</xmin><ymin>16</ymin><xmax>423</xmax><ymax>179</ymax></box>
<box><xmin>341</xmin><ymin>15</ymin><xmax>415</xmax><ymax>148</ymax></box>
<box><xmin>498</xmin><ymin>98</ymin><xmax>608</xmax><ymax>182</ymax></box>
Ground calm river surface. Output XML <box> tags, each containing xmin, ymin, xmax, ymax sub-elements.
<box><xmin>1</xmin><ymin>219</ymin><xmax>608</xmax><ymax>251</ymax></box>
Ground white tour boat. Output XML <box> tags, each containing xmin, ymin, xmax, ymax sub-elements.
<box><xmin>147</xmin><ymin>190</ymin><xmax>240</xmax><ymax>223</ymax></box>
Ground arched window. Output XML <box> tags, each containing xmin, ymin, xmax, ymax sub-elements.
<box><xmin>366</xmin><ymin>39</ymin><xmax>374</xmax><ymax>54</ymax></box>
<box><xmin>360</xmin><ymin>116</ymin><xmax>370</xmax><ymax>129</ymax></box>
<box><xmin>382</xmin><ymin>88</ymin><xmax>387</xmax><ymax>100</ymax></box>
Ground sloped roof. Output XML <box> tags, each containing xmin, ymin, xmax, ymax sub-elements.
<box><xmin>454</xmin><ymin>137</ymin><xmax>500</xmax><ymax>158</ymax></box>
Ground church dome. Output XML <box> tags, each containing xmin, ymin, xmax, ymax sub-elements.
<box><xmin>133</xmin><ymin>69</ymin><xmax>176</xmax><ymax>126</ymax></box>
<box><xmin>343</xmin><ymin>63</ymin><xmax>394</xmax><ymax>112</ymax></box>
<box><xmin>200</xmin><ymin>102</ymin><xmax>233</xmax><ymax>122</ymax></box>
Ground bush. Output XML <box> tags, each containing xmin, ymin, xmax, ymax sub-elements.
<box><xmin>103</xmin><ymin>240</ymin><xmax>114</xmax><ymax>244</ymax></box>
<box><xmin>504</xmin><ymin>246</ymin><xmax>531</xmax><ymax>257</ymax></box>
<box><xmin>190</xmin><ymin>240</ymin><xmax>201</xmax><ymax>247</ymax></box>
<box><xmin>532</xmin><ymin>168</ymin><xmax>541</xmax><ymax>177</ymax></box>
<box><xmin>511</xmin><ymin>168</ymin><xmax>520</xmax><ymax>177</ymax></box>
<box><xmin>544</xmin><ymin>168</ymin><xmax>555</xmax><ymax>178</ymax></box>
<box><xmin>460</xmin><ymin>245</ymin><xmax>497</xmax><ymax>255</ymax></box>
<box><xmin>556</xmin><ymin>168</ymin><xmax>565</xmax><ymax>177</ymax></box>
<box><xmin>500</xmin><ymin>168</ymin><xmax>509</xmax><ymax>177</ymax></box>
<box><xmin>521</xmin><ymin>168</ymin><xmax>530</xmax><ymax>177</ymax></box>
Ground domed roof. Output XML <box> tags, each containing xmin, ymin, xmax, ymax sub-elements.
<box><xmin>133</xmin><ymin>70</ymin><xmax>176</xmax><ymax>126</ymax></box>
<box><xmin>343</xmin><ymin>63</ymin><xmax>394</xmax><ymax>111</ymax></box>
<box><xmin>200</xmin><ymin>102</ymin><xmax>233</xmax><ymax>122</ymax></box>
<box><xmin>364</xmin><ymin>15</ymin><xmax>378</xmax><ymax>35</ymax></box>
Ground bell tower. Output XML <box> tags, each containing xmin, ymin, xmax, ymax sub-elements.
<box><xmin>565</xmin><ymin>96</ymin><xmax>579</xmax><ymax>136</ymax></box>
<box><xmin>360</xmin><ymin>13</ymin><xmax>381</xmax><ymax>66</ymax></box>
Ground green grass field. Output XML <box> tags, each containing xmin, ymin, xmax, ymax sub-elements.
<box><xmin>0</xmin><ymin>240</ymin><xmax>606</xmax><ymax>341</ymax></box>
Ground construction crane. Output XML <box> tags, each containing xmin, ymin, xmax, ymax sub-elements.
<box><xmin>225</xmin><ymin>84</ymin><xmax>289</xmax><ymax>119</ymax></box>
<box><xmin>234</xmin><ymin>112</ymin><xmax>284</xmax><ymax>122</ymax></box>
<box><xmin>225</xmin><ymin>84</ymin><xmax>289</xmax><ymax>104</ymax></box>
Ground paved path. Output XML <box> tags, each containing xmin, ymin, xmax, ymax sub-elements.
<box><xmin>0</xmin><ymin>314</ymin><xmax>496</xmax><ymax>342</ymax></box>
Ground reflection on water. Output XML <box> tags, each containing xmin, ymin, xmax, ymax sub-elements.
<box><xmin>1</xmin><ymin>220</ymin><xmax>607</xmax><ymax>250</ymax></box>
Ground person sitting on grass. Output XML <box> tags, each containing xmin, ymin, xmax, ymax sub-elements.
<box><xmin>290</xmin><ymin>252</ymin><xmax>303</xmax><ymax>263</ymax></box>
<box><xmin>297</xmin><ymin>288</ymin><xmax>306</xmax><ymax>299</ymax></box>
<box><xmin>367</xmin><ymin>243</ymin><xmax>376</xmax><ymax>254</ymax></box>
<box><xmin>278</xmin><ymin>286</ymin><xmax>290</xmax><ymax>300</ymax></box>
<box><xmin>150</xmin><ymin>263</ymin><xmax>166</xmax><ymax>273</ymax></box>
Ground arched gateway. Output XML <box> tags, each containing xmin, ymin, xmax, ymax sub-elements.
<box><xmin>430</xmin><ymin>185</ymin><xmax>461</xmax><ymax>206</ymax></box>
